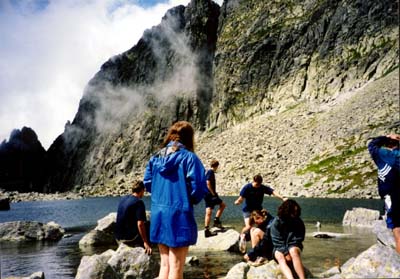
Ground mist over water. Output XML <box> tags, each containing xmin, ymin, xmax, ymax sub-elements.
<box><xmin>0</xmin><ymin>196</ymin><xmax>383</xmax><ymax>278</ymax></box>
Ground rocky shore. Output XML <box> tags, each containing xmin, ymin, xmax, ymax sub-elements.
<box><xmin>3</xmin><ymin>207</ymin><xmax>398</xmax><ymax>279</ymax></box>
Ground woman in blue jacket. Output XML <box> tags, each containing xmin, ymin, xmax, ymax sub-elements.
<box><xmin>143</xmin><ymin>121</ymin><xmax>208</xmax><ymax>279</ymax></box>
<box><xmin>271</xmin><ymin>199</ymin><xmax>306</xmax><ymax>279</ymax></box>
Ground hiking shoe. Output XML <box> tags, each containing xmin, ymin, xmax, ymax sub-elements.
<box><xmin>239</xmin><ymin>234</ymin><xmax>246</xmax><ymax>253</ymax></box>
<box><xmin>205</xmin><ymin>228</ymin><xmax>217</xmax><ymax>238</ymax></box>
<box><xmin>213</xmin><ymin>219</ymin><xmax>224</xmax><ymax>229</ymax></box>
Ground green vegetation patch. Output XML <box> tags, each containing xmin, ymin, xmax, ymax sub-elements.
<box><xmin>297</xmin><ymin>140</ymin><xmax>376</xmax><ymax>194</ymax></box>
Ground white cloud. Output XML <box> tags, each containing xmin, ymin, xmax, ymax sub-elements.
<box><xmin>0</xmin><ymin>0</ymin><xmax>193</xmax><ymax>149</ymax></box>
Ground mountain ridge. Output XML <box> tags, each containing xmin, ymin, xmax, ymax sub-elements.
<box><xmin>0</xmin><ymin>0</ymin><xmax>398</xmax><ymax>198</ymax></box>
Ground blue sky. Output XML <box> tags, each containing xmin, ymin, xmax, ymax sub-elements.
<box><xmin>0</xmin><ymin>0</ymin><xmax>222</xmax><ymax>149</ymax></box>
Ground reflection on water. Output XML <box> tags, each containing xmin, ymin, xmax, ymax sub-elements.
<box><xmin>0</xmin><ymin>196</ymin><xmax>383</xmax><ymax>278</ymax></box>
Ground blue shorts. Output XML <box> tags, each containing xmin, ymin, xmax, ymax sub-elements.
<box><xmin>243</xmin><ymin>211</ymin><xmax>251</xmax><ymax>219</ymax></box>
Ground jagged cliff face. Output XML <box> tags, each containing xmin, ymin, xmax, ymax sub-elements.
<box><xmin>210</xmin><ymin>0</ymin><xmax>398</xmax><ymax>127</ymax></box>
<box><xmin>46</xmin><ymin>0</ymin><xmax>220</xmax><ymax>192</ymax></box>
<box><xmin>45</xmin><ymin>0</ymin><xmax>398</xmax><ymax>194</ymax></box>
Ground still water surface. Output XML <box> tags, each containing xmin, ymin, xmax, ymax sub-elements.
<box><xmin>0</xmin><ymin>196</ymin><xmax>383</xmax><ymax>278</ymax></box>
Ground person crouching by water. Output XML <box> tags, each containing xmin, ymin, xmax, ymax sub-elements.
<box><xmin>271</xmin><ymin>199</ymin><xmax>306</xmax><ymax>279</ymax></box>
<box><xmin>143</xmin><ymin>121</ymin><xmax>208</xmax><ymax>279</ymax></box>
<box><xmin>243</xmin><ymin>209</ymin><xmax>274</xmax><ymax>266</ymax></box>
<box><xmin>115</xmin><ymin>180</ymin><xmax>152</xmax><ymax>255</ymax></box>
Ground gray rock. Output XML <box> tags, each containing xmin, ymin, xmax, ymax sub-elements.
<box><xmin>79</xmin><ymin>212</ymin><xmax>117</xmax><ymax>248</ymax></box>
<box><xmin>225</xmin><ymin>262</ymin><xmax>249</xmax><ymax>279</ymax></box>
<box><xmin>225</xmin><ymin>260</ymin><xmax>313</xmax><ymax>279</ymax></box>
<box><xmin>75</xmin><ymin>244</ymin><xmax>157</xmax><ymax>279</ymax></box>
<box><xmin>372</xmin><ymin>220</ymin><xmax>396</xmax><ymax>249</ymax></box>
<box><xmin>75</xmin><ymin>249</ymin><xmax>117</xmax><ymax>279</ymax></box>
<box><xmin>79</xmin><ymin>229</ymin><xmax>117</xmax><ymax>248</ymax></box>
<box><xmin>0</xmin><ymin>221</ymin><xmax>64</xmax><ymax>241</ymax></box>
<box><xmin>191</xmin><ymin>229</ymin><xmax>240</xmax><ymax>251</ymax></box>
<box><xmin>342</xmin><ymin>207</ymin><xmax>381</xmax><ymax>228</ymax></box>
<box><xmin>108</xmin><ymin>243</ymin><xmax>158</xmax><ymax>279</ymax></box>
<box><xmin>94</xmin><ymin>212</ymin><xmax>116</xmax><ymax>233</ymax></box>
<box><xmin>338</xmin><ymin>243</ymin><xmax>400</xmax><ymax>278</ymax></box>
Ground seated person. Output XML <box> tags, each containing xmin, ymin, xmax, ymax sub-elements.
<box><xmin>115</xmin><ymin>180</ymin><xmax>152</xmax><ymax>254</ymax></box>
<box><xmin>271</xmin><ymin>199</ymin><xmax>305</xmax><ymax>279</ymax></box>
<box><xmin>244</xmin><ymin>209</ymin><xmax>274</xmax><ymax>265</ymax></box>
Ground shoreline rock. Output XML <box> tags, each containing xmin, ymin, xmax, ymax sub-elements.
<box><xmin>75</xmin><ymin>243</ymin><xmax>158</xmax><ymax>279</ymax></box>
<box><xmin>0</xmin><ymin>221</ymin><xmax>65</xmax><ymax>241</ymax></box>
<box><xmin>342</xmin><ymin>207</ymin><xmax>381</xmax><ymax>228</ymax></box>
<box><xmin>79</xmin><ymin>212</ymin><xmax>117</xmax><ymax>249</ymax></box>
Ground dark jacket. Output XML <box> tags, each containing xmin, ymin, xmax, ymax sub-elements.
<box><xmin>368</xmin><ymin>136</ymin><xmax>400</xmax><ymax>198</ymax></box>
<box><xmin>270</xmin><ymin>216</ymin><xmax>305</xmax><ymax>255</ymax></box>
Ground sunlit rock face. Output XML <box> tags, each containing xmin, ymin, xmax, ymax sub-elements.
<box><xmin>41</xmin><ymin>0</ymin><xmax>398</xmax><ymax>196</ymax></box>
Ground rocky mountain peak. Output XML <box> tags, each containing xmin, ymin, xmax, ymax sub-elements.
<box><xmin>2</xmin><ymin>0</ymin><xmax>398</xmax><ymax>198</ymax></box>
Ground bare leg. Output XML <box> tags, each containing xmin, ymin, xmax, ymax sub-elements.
<box><xmin>241</xmin><ymin>217</ymin><xmax>251</xmax><ymax>234</ymax></box>
<box><xmin>205</xmin><ymin>207</ymin><xmax>213</xmax><ymax>227</ymax></box>
<box><xmin>158</xmin><ymin>244</ymin><xmax>170</xmax><ymax>279</ymax></box>
<box><xmin>215</xmin><ymin>202</ymin><xmax>226</xmax><ymax>219</ymax></box>
<box><xmin>168</xmin><ymin>246</ymin><xmax>189</xmax><ymax>279</ymax></box>
<box><xmin>250</xmin><ymin>227</ymin><xmax>264</xmax><ymax>248</ymax></box>
<box><xmin>274</xmin><ymin>251</ymin><xmax>294</xmax><ymax>279</ymax></box>
<box><xmin>393</xmin><ymin>227</ymin><xmax>400</xmax><ymax>254</ymax></box>
<box><xmin>289</xmin><ymin>246</ymin><xmax>305</xmax><ymax>279</ymax></box>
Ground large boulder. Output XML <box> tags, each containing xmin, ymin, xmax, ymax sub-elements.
<box><xmin>335</xmin><ymin>243</ymin><xmax>400</xmax><ymax>278</ymax></box>
<box><xmin>107</xmin><ymin>243</ymin><xmax>158</xmax><ymax>279</ymax></box>
<box><xmin>79</xmin><ymin>212</ymin><xmax>117</xmax><ymax>248</ymax></box>
<box><xmin>225</xmin><ymin>260</ymin><xmax>313</xmax><ymax>279</ymax></box>
<box><xmin>75</xmin><ymin>249</ymin><xmax>117</xmax><ymax>279</ymax></box>
<box><xmin>342</xmin><ymin>207</ymin><xmax>381</xmax><ymax>228</ymax></box>
<box><xmin>75</xmin><ymin>244</ymin><xmax>157</xmax><ymax>279</ymax></box>
<box><xmin>191</xmin><ymin>229</ymin><xmax>240</xmax><ymax>252</ymax></box>
<box><xmin>319</xmin><ymin>217</ymin><xmax>400</xmax><ymax>278</ymax></box>
<box><xmin>0</xmin><ymin>221</ymin><xmax>64</xmax><ymax>241</ymax></box>
<box><xmin>373</xmin><ymin>220</ymin><xmax>396</xmax><ymax>248</ymax></box>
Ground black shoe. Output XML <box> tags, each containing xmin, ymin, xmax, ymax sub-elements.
<box><xmin>213</xmin><ymin>219</ymin><xmax>224</xmax><ymax>229</ymax></box>
<box><xmin>205</xmin><ymin>228</ymin><xmax>217</xmax><ymax>238</ymax></box>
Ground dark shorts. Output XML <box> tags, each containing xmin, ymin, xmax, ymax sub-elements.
<box><xmin>247</xmin><ymin>233</ymin><xmax>273</xmax><ymax>261</ymax></box>
<box><xmin>273</xmin><ymin>244</ymin><xmax>303</xmax><ymax>257</ymax></box>
<box><xmin>205</xmin><ymin>194</ymin><xmax>223</xmax><ymax>209</ymax></box>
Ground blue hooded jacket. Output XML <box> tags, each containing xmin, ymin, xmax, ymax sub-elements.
<box><xmin>143</xmin><ymin>141</ymin><xmax>207</xmax><ymax>247</ymax></box>
<box><xmin>368</xmin><ymin>136</ymin><xmax>400</xmax><ymax>198</ymax></box>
